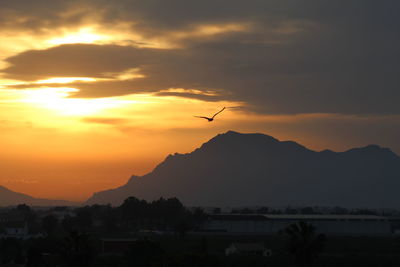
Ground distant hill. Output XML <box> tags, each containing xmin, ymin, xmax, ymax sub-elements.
<box><xmin>86</xmin><ymin>131</ymin><xmax>400</xmax><ymax>208</ymax></box>
<box><xmin>0</xmin><ymin>185</ymin><xmax>78</xmax><ymax>207</ymax></box>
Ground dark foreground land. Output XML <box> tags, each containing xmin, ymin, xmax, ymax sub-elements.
<box><xmin>2</xmin><ymin>233</ymin><xmax>400</xmax><ymax>267</ymax></box>
<box><xmin>98</xmin><ymin>234</ymin><xmax>400</xmax><ymax>267</ymax></box>
<box><xmin>156</xmin><ymin>234</ymin><xmax>400</xmax><ymax>266</ymax></box>
<box><xmin>2</xmin><ymin>198</ymin><xmax>400</xmax><ymax>266</ymax></box>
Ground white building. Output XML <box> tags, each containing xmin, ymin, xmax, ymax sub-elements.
<box><xmin>202</xmin><ymin>214</ymin><xmax>391</xmax><ymax>235</ymax></box>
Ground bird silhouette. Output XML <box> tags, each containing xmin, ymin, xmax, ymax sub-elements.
<box><xmin>194</xmin><ymin>107</ymin><xmax>226</xmax><ymax>122</ymax></box>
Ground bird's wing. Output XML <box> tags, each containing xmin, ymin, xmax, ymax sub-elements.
<box><xmin>194</xmin><ymin>116</ymin><xmax>211</xmax><ymax>120</ymax></box>
<box><xmin>211</xmin><ymin>107</ymin><xmax>226</xmax><ymax>119</ymax></box>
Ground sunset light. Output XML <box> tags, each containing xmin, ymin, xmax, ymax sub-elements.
<box><xmin>46</xmin><ymin>27</ymin><xmax>109</xmax><ymax>45</ymax></box>
<box><xmin>21</xmin><ymin>87</ymin><xmax>124</xmax><ymax>116</ymax></box>
<box><xmin>0</xmin><ymin>0</ymin><xmax>399</xmax><ymax>229</ymax></box>
<box><xmin>35</xmin><ymin>77</ymin><xmax>97</xmax><ymax>84</ymax></box>
<box><xmin>1</xmin><ymin>2</ymin><xmax>400</xmax><ymax>264</ymax></box>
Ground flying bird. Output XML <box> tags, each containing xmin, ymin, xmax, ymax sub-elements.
<box><xmin>194</xmin><ymin>107</ymin><xmax>226</xmax><ymax>122</ymax></box>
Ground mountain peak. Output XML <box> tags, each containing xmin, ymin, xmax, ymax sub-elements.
<box><xmin>203</xmin><ymin>130</ymin><xmax>279</xmax><ymax>148</ymax></box>
<box><xmin>225</xmin><ymin>130</ymin><xmax>240</xmax><ymax>135</ymax></box>
<box><xmin>194</xmin><ymin>131</ymin><xmax>314</xmax><ymax>157</ymax></box>
<box><xmin>220</xmin><ymin>130</ymin><xmax>278</xmax><ymax>140</ymax></box>
<box><xmin>86</xmin><ymin>131</ymin><xmax>400</xmax><ymax>207</ymax></box>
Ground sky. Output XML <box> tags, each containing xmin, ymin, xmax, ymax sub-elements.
<box><xmin>0</xmin><ymin>0</ymin><xmax>399</xmax><ymax>201</ymax></box>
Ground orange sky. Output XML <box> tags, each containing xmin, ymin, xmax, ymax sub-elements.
<box><xmin>0</xmin><ymin>1</ymin><xmax>399</xmax><ymax>201</ymax></box>
<box><xmin>1</xmin><ymin>103</ymin><xmax>398</xmax><ymax>201</ymax></box>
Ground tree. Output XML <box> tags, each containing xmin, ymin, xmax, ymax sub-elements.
<box><xmin>256</xmin><ymin>207</ymin><xmax>269</xmax><ymax>214</ymax></box>
<box><xmin>75</xmin><ymin>207</ymin><xmax>93</xmax><ymax>232</ymax></box>
<box><xmin>240</xmin><ymin>208</ymin><xmax>254</xmax><ymax>214</ymax></box>
<box><xmin>17</xmin><ymin>203</ymin><xmax>31</xmax><ymax>213</ymax></box>
<box><xmin>17</xmin><ymin>204</ymin><xmax>36</xmax><ymax>228</ymax></box>
<box><xmin>62</xmin><ymin>215</ymin><xmax>78</xmax><ymax>233</ymax></box>
<box><xmin>300</xmin><ymin>207</ymin><xmax>315</xmax><ymax>215</ymax></box>
<box><xmin>285</xmin><ymin>207</ymin><xmax>298</xmax><ymax>214</ymax></box>
<box><xmin>174</xmin><ymin>216</ymin><xmax>191</xmax><ymax>238</ymax></box>
<box><xmin>119</xmin><ymin>197</ymin><xmax>146</xmax><ymax>229</ymax></box>
<box><xmin>61</xmin><ymin>231</ymin><xmax>96</xmax><ymax>267</ymax></box>
<box><xmin>283</xmin><ymin>221</ymin><xmax>326</xmax><ymax>267</ymax></box>
<box><xmin>230</xmin><ymin>209</ymin><xmax>240</xmax><ymax>214</ymax></box>
<box><xmin>212</xmin><ymin>208</ymin><xmax>221</xmax><ymax>214</ymax></box>
<box><xmin>192</xmin><ymin>207</ymin><xmax>207</xmax><ymax>227</ymax></box>
<box><xmin>330</xmin><ymin>206</ymin><xmax>348</xmax><ymax>215</ymax></box>
<box><xmin>42</xmin><ymin>214</ymin><xmax>58</xmax><ymax>237</ymax></box>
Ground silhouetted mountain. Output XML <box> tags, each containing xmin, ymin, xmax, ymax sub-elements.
<box><xmin>86</xmin><ymin>131</ymin><xmax>400</xmax><ymax>208</ymax></box>
<box><xmin>0</xmin><ymin>185</ymin><xmax>78</xmax><ymax>206</ymax></box>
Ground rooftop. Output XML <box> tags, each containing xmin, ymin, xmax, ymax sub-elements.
<box><xmin>210</xmin><ymin>214</ymin><xmax>388</xmax><ymax>221</ymax></box>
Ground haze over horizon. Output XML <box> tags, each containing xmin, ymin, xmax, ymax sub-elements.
<box><xmin>1</xmin><ymin>130</ymin><xmax>399</xmax><ymax>203</ymax></box>
<box><xmin>0</xmin><ymin>0</ymin><xmax>399</xmax><ymax>201</ymax></box>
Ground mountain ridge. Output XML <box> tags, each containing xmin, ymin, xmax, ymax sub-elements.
<box><xmin>85</xmin><ymin>131</ymin><xmax>400</xmax><ymax>208</ymax></box>
<box><xmin>0</xmin><ymin>185</ymin><xmax>79</xmax><ymax>207</ymax></box>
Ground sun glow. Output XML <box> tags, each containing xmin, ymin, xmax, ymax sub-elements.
<box><xmin>47</xmin><ymin>27</ymin><xmax>109</xmax><ymax>45</ymax></box>
<box><xmin>35</xmin><ymin>77</ymin><xmax>97</xmax><ymax>84</ymax></box>
<box><xmin>22</xmin><ymin>87</ymin><xmax>126</xmax><ymax>116</ymax></box>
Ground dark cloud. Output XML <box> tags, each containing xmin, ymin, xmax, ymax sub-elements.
<box><xmin>1</xmin><ymin>1</ymin><xmax>400</xmax><ymax>115</ymax></box>
<box><xmin>0</xmin><ymin>0</ymin><xmax>92</xmax><ymax>32</ymax></box>
<box><xmin>3</xmin><ymin>44</ymin><xmax>166</xmax><ymax>81</ymax></box>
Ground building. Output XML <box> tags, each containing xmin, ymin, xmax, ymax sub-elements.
<box><xmin>3</xmin><ymin>221</ymin><xmax>28</xmax><ymax>238</ymax></box>
<box><xmin>0</xmin><ymin>213</ymin><xmax>29</xmax><ymax>239</ymax></box>
<box><xmin>225</xmin><ymin>242</ymin><xmax>272</xmax><ymax>257</ymax></box>
<box><xmin>201</xmin><ymin>214</ymin><xmax>391</xmax><ymax>235</ymax></box>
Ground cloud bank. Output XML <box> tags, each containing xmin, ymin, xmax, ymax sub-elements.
<box><xmin>1</xmin><ymin>0</ymin><xmax>399</xmax><ymax>115</ymax></box>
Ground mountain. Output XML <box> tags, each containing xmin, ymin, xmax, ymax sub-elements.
<box><xmin>86</xmin><ymin>131</ymin><xmax>400</xmax><ymax>208</ymax></box>
<box><xmin>0</xmin><ymin>185</ymin><xmax>78</xmax><ymax>206</ymax></box>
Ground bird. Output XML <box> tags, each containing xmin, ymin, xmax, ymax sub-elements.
<box><xmin>194</xmin><ymin>107</ymin><xmax>226</xmax><ymax>122</ymax></box>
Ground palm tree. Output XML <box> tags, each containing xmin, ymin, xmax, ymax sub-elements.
<box><xmin>283</xmin><ymin>221</ymin><xmax>326</xmax><ymax>267</ymax></box>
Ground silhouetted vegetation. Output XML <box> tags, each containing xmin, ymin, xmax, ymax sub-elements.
<box><xmin>61</xmin><ymin>231</ymin><xmax>96</xmax><ymax>267</ymax></box>
<box><xmin>2</xmin><ymin>199</ymin><xmax>400</xmax><ymax>266</ymax></box>
<box><xmin>282</xmin><ymin>221</ymin><xmax>326</xmax><ymax>267</ymax></box>
<box><xmin>42</xmin><ymin>214</ymin><xmax>58</xmax><ymax>237</ymax></box>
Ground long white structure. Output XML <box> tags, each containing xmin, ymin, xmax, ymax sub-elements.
<box><xmin>202</xmin><ymin>214</ymin><xmax>391</xmax><ymax>235</ymax></box>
